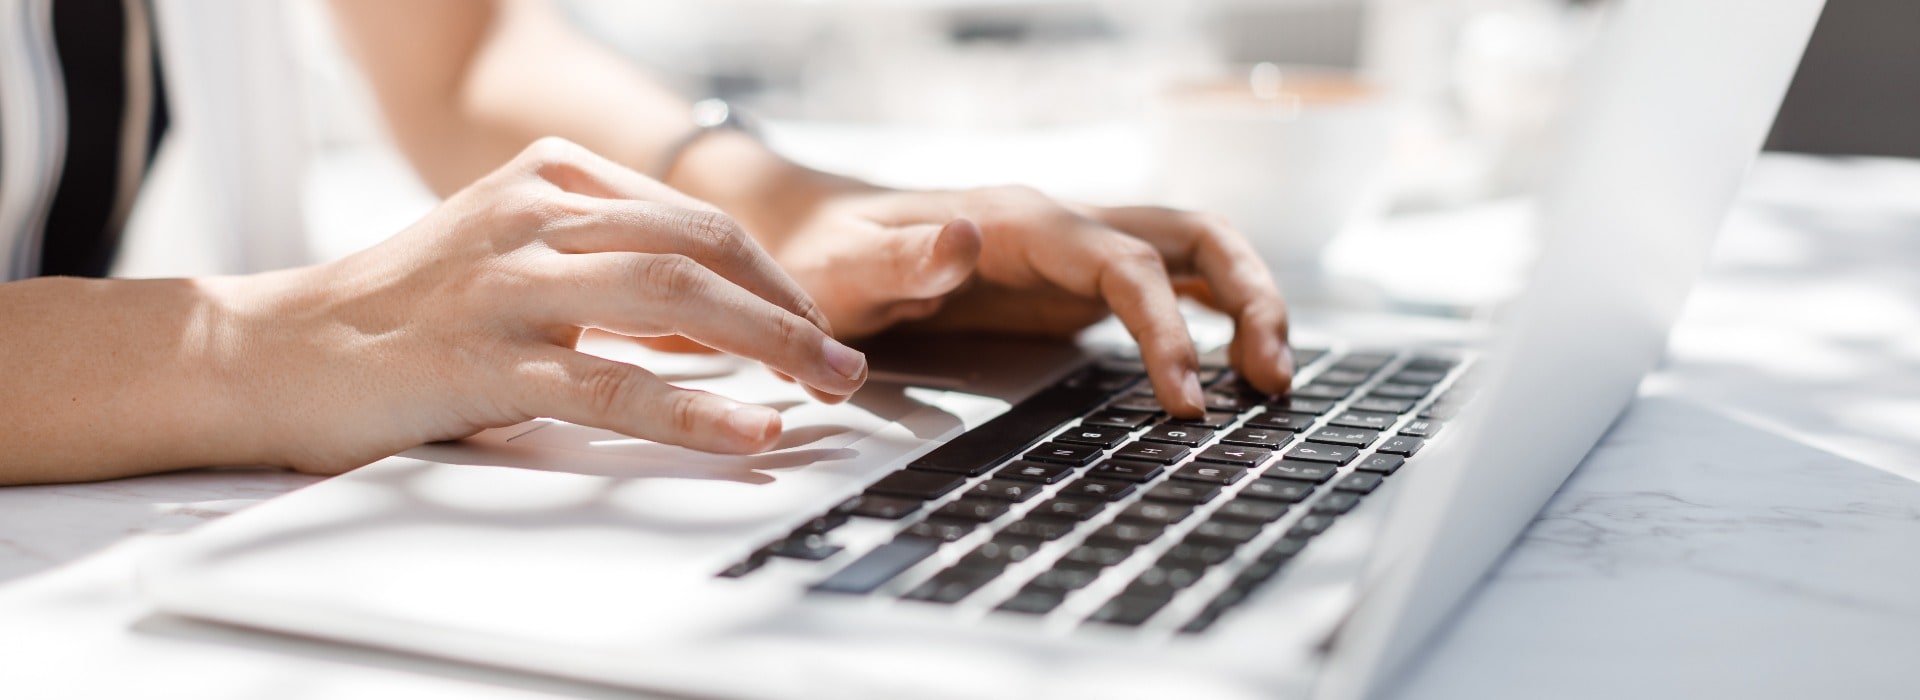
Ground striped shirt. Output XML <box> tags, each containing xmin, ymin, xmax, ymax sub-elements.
<box><xmin>0</xmin><ymin>0</ymin><xmax>167</xmax><ymax>281</ymax></box>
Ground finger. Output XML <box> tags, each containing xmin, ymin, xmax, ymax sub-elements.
<box><xmin>542</xmin><ymin>196</ymin><xmax>837</xmax><ymax>337</ymax></box>
<box><xmin>517</xmin><ymin>348</ymin><xmax>780</xmax><ymax>454</ymax></box>
<box><xmin>1091</xmin><ymin>241</ymin><xmax>1207</xmax><ymax>416</ymax></box>
<box><xmin>513</xmin><ymin>136</ymin><xmax>716</xmax><ymax>212</ymax></box>
<box><xmin>1020</xmin><ymin>216</ymin><xmax>1204</xmax><ymax>415</ymax></box>
<box><xmin>1088</xmin><ymin>206</ymin><xmax>1294</xmax><ymax>394</ymax></box>
<box><xmin>548</xmin><ymin>252</ymin><xmax>868</xmax><ymax>398</ymax></box>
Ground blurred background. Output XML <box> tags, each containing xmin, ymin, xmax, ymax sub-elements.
<box><xmin>121</xmin><ymin>0</ymin><xmax>1919</xmax><ymax>316</ymax></box>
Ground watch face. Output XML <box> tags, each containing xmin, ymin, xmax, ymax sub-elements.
<box><xmin>691</xmin><ymin>98</ymin><xmax>732</xmax><ymax>129</ymax></box>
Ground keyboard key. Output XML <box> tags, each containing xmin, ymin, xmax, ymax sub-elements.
<box><xmin>937</xmin><ymin>497</ymin><xmax>1013</xmax><ymax>522</ymax></box>
<box><xmin>717</xmin><ymin>548</ymin><xmax>771</xmax><ymax>578</ymax></box>
<box><xmin>1260</xmin><ymin>537</ymin><xmax>1308</xmax><ymax>563</ymax></box>
<box><xmin>1292</xmin><ymin>383</ymin><xmax>1352</xmax><ymax>400</ymax></box>
<box><xmin>1311</xmin><ymin>492</ymin><xmax>1361</xmax><ymax>514</ymax></box>
<box><xmin>1144</xmin><ymin>480</ymin><xmax>1223</xmax><ymax>505</ymax></box>
<box><xmin>1109</xmin><ymin>395</ymin><xmax>1165</xmax><ymax>413</ymax></box>
<box><xmin>866</xmin><ymin>470</ymin><xmax>966</xmax><ymax>500</ymax></box>
<box><xmin>1389</xmin><ymin>369</ymin><xmax>1448</xmax><ymax>385</ymax></box>
<box><xmin>768</xmin><ymin>533</ymin><xmax>844</xmax><ymax>560</ymax></box>
<box><xmin>1264</xmin><ymin>396</ymin><xmax>1336</xmax><ymax>415</ymax></box>
<box><xmin>1419</xmin><ymin>403</ymin><xmax>1464</xmax><ymax>420</ymax></box>
<box><xmin>907</xmin><ymin>369</ymin><xmax>1116</xmax><ymax>475</ymax></box>
<box><xmin>1402</xmin><ymin>355</ymin><xmax>1458</xmax><ymax>372</ymax></box>
<box><xmin>1334</xmin><ymin>472</ymin><xmax>1385</xmax><ymax>494</ymax></box>
<box><xmin>1398</xmin><ymin>419</ymin><xmax>1443</xmax><ymax>438</ymax></box>
<box><xmin>845</xmin><ymin>495</ymin><xmax>923</xmax><ymax>520</ymax></box>
<box><xmin>1240</xmin><ymin>478</ymin><xmax>1315</xmax><ymax>502</ymax></box>
<box><xmin>795</xmin><ymin>510</ymin><xmax>851</xmax><ymax>535</ymax></box>
<box><xmin>1062</xmin><ymin>542</ymin><xmax>1135</xmax><ymax>567</ymax></box>
<box><xmin>1203</xmin><ymin>390</ymin><xmax>1256</xmax><ymax>413</ymax></box>
<box><xmin>905</xmin><ymin>518</ymin><xmax>979</xmax><ymax>542</ymax></box>
<box><xmin>1171</xmin><ymin>463</ymin><xmax>1247</xmax><ymax>485</ymax></box>
<box><xmin>1352</xmin><ymin>397</ymin><xmax>1417</xmax><ymax>414</ymax></box>
<box><xmin>1314</xmin><ymin>368</ymin><xmax>1372</xmax><ymax>385</ymax></box>
<box><xmin>1214</xmin><ymin>498</ymin><xmax>1290</xmax><ymax>523</ymax></box>
<box><xmin>1329</xmin><ymin>411</ymin><xmax>1397</xmax><ymax>431</ymax></box>
<box><xmin>966</xmin><ymin>537</ymin><xmax>1042</xmax><ymax>566</ymax></box>
<box><xmin>1220</xmin><ymin>428</ymin><xmax>1291</xmax><ymax>450</ymax></box>
<box><xmin>1118</xmin><ymin>500</ymin><xmax>1196</xmax><ymax>525</ymax></box>
<box><xmin>1196</xmin><ymin>445</ymin><xmax>1273</xmax><ymax>467</ymax></box>
<box><xmin>1287</xmin><ymin>514</ymin><xmax>1337</xmax><ymax>538</ymax></box>
<box><xmin>810</xmin><ymin>537</ymin><xmax>941</xmax><ymax>594</ymax></box>
<box><xmin>1055</xmin><ymin>424</ymin><xmax>1130</xmax><ymax>448</ymax></box>
<box><xmin>1142</xmin><ymin>424</ymin><xmax>1214</xmax><ymax>447</ymax></box>
<box><xmin>1024</xmin><ymin>442</ymin><xmax>1100</xmax><ymax>466</ymax></box>
<box><xmin>1247</xmin><ymin>411</ymin><xmax>1316</xmax><ymax>432</ymax></box>
<box><xmin>1089</xmin><ymin>459</ymin><xmax>1165</xmax><ymax>482</ymax></box>
<box><xmin>1002</xmin><ymin>516</ymin><xmax>1079</xmax><ymax>541</ymax></box>
<box><xmin>1028</xmin><ymin>563</ymin><xmax>1103</xmax><ymax>591</ymax></box>
<box><xmin>1034</xmin><ymin>496</ymin><xmax>1108</xmax><ymax>521</ymax></box>
<box><xmin>1087</xmin><ymin>593</ymin><xmax>1173</xmax><ymax>626</ymax></box>
<box><xmin>998</xmin><ymin>460</ymin><xmax>1075</xmax><ymax>484</ymax></box>
<box><xmin>1089</xmin><ymin>521</ymin><xmax>1166</xmax><ymax>548</ymax></box>
<box><xmin>1132</xmin><ymin>563</ymin><xmax>1204</xmax><ymax>589</ymax></box>
<box><xmin>1190</xmin><ymin>519</ymin><xmax>1265</xmax><ymax>545</ymax></box>
<box><xmin>1062</xmin><ymin>478</ymin><xmax>1137</xmax><ymax>501</ymax></box>
<box><xmin>1333</xmin><ymin>352</ymin><xmax>1394</xmax><ymax>370</ymax></box>
<box><xmin>1355</xmin><ymin>454</ymin><xmax>1406</xmax><ymax>475</ymax></box>
<box><xmin>1284</xmin><ymin>443</ymin><xmax>1359</xmax><ymax>465</ymax></box>
<box><xmin>1113</xmin><ymin>441</ymin><xmax>1190</xmax><ymax>465</ymax></box>
<box><xmin>904</xmin><ymin>566</ymin><xmax>1000</xmax><ymax>603</ymax></box>
<box><xmin>1234</xmin><ymin>559</ymin><xmax>1285</xmax><ymax>589</ymax></box>
<box><xmin>1264</xmin><ymin>460</ymin><xmax>1339</xmax><ymax>483</ymax></box>
<box><xmin>996</xmin><ymin>586</ymin><xmax>1068</xmax><ymax>614</ymax></box>
<box><xmin>1084</xmin><ymin>409</ymin><xmax>1156</xmax><ymax>430</ymax></box>
<box><xmin>1162</xmin><ymin>540</ymin><xmax>1238</xmax><ymax>567</ymax></box>
<box><xmin>1166</xmin><ymin>411</ymin><xmax>1239</xmax><ymax>429</ymax></box>
<box><xmin>1370</xmin><ymin>383</ymin><xmax>1431</xmax><ymax>399</ymax></box>
<box><xmin>1378</xmin><ymin>435</ymin><xmax>1426</xmax><ymax>457</ymax></box>
<box><xmin>972</xmin><ymin>478</ymin><xmax>1044</xmax><ymax>502</ymax></box>
<box><xmin>1306</xmin><ymin>427</ymin><xmax>1379</xmax><ymax>448</ymax></box>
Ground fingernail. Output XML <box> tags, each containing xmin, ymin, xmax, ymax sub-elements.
<box><xmin>728</xmin><ymin>405</ymin><xmax>780</xmax><ymax>446</ymax></box>
<box><xmin>1181</xmin><ymin>368</ymin><xmax>1206</xmax><ymax>412</ymax></box>
<box><xmin>823</xmin><ymin>337</ymin><xmax>867</xmax><ymax>382</ymax></box>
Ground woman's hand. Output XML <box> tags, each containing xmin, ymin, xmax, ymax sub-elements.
<box><xmin>763</xmin><ymin>186</ymin><xmax>1294</xmax><ymax>417</ymax></box>
<box><xmin>215</xmin><ymin>138</ymin><xmax>868</xmax><ymax>474</ymax></box>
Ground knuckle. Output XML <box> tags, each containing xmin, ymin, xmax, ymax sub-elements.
<box><xmin>637</xmin><ymin>253</ymin><xmax>706</xmax><ymax>301</ymax></box>
<box><xmin>581</xmin><ymin>363</ymin><xmax>637</xmax><ymax>419</ymax></box>
<box><xmin>1108</xmin><ymin>238</ymin><xmax>1165</xmax><ymax>270</ymax></box>
<box><xmin>521</xmin><ymin>136</ymin><xmax>581</xmax><ymax>167</ymax></box>
<box><xmin>667</xmin><ymin>390</ymin><xmax>708</xmax><ymax>437</ymax></box>
<box><xmin>674</xmin><ymin>209</ymin><xmax>748</xmax><ymax>254</ymax></box>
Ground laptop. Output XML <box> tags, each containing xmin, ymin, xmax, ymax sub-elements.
<box><xmin>139</xmin><ymin>2</ymin><xmax>1823</xmax><ymax>698</ymax></box>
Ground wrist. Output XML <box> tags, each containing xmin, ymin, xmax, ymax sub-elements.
<box><xmin>663</xmin><ymin>130</ymin><xmax>879</xmax><ymax>246</ymax></box>
<box><xmin>193</xmin><ymin>265</ymin><xmax>336</xmax><ymax>470</ymax></box>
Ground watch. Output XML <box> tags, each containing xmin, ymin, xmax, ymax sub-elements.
<box><xmin>653</xmin><ymin>98</ymin><xmax>761</xmax><ymax>182</ymax></box>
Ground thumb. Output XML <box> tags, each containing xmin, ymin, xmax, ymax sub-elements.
<box><xmin>880</xmin><ymin>219</ymin><xmax>982</xmax><ymax>300</ymax></box>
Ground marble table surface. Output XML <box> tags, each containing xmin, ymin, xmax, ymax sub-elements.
<box><xmin>4</xmin><ymin>153</ymin><xmax>1918</xmax><ymax>699</ymax></box>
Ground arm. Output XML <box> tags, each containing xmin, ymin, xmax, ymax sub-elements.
<box><xmin>1</xmin><ymin>139</ymin><xmax>864</xmax><ymax>485</ymax></box>
<box><xmin>330</xmin><ymin>0</ymin><xmax>1296</xmax><ymax>416</ymax></box>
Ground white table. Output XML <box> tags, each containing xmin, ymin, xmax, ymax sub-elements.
<box><xmin>5</xmin><ymin>152</ymin><xmax>1918</xmax><ymax>698</ymax></box>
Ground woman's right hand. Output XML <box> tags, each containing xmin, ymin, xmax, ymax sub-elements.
<box><xmin>211</xmin><ymin>137</ymin><xmax>868</xmax><ymax>474</ymax></box>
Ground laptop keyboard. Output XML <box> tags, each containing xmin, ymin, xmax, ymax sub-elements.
<box><xmin>717</xmin><ymin>348</ymin><xmax>1474</xmax><ymax>634</ymax></box>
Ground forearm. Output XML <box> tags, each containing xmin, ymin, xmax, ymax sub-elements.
<box><xmin>0</xmin><ymin>276</ymin><xmax>276</xmax><ymax>484</ymax></box>
<box><xmin>330</xmin><ymin>0</ymin><xmax>870</xmax><ymax>244</ymax></box>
